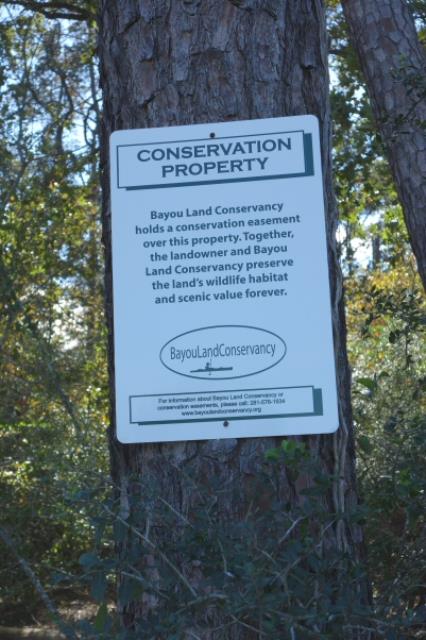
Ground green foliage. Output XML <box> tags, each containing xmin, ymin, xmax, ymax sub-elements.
<box><xmin>68</xmin><ymin>432</ymin><xmax>424</xmax><ymax>639</ymax></box>
<box><xmin>346</xmin><ymin>266</ymin><xmax>426</xmax><ymax>636</ymax></box>
<box><xmin>64</xmin><ymin>452</ymin><xmax>374</xmax><ymax>639</ymax></box>
<box><xmin>0</xmin><ymin>6</ymin><xmax>109</xmax><ymax>623</ymax></box>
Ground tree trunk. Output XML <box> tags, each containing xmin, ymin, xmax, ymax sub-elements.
<box><xmin>342</xmin><ymin>0</ymin><xmax>426</xmax><ymax>291</ymax></box>
<box><xmin>98</xmin><ymin>1</ymin><xmax>368</xmax><ymax>637</ymax></box>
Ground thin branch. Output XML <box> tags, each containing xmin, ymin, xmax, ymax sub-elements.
<box><xmin>176</xmin><ymin>592</ymin><xmax>227</xmax><ymax>616</ymax></box>
<box><xmin>0</xmin><ymin>0</ymin><xmax>95</xmax><ymax>21</ymax></box>
<box><xmin>278</xmin><ymin>516</ymin><xmax>304</xmax><ymax>544</ymax></box>
<box><xmin>102</xmin><ymin>505</ymin><xmax>198</xmax><ymax>599</ymax></box>
<box><xmin>120</xmin><ymin>570</ymin><xmax>170</xmax><ymax>601</ymax></box>
<box><xmin>159</xmin><ymin>497</ymin><xmax>193</xmax><ymax>526</ymax></box>
<box><xmin>0</xmin><ymin>527</ymin><xmax>79</xmax><ymax>640</ymax></box>
<box><xmin>230</xmin><ymin>615</ymin><xmax>267</xmax><ymax>637</ymax></box>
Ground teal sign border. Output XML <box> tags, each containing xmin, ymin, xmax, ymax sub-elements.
<box><xmin>117</xmin><ymin>130</ymin><xmax>314</xmax><ymax>191</ymax></box>
<box><xmin>129</xmin><ymin>385</ymin><xmax>323</xmax><ymax>426</ymax></box>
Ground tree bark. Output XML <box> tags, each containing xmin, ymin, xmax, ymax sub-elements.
<box><xmin>98</xmin><ymin>1</ymin><xmax>367</xmax><ymax>637</ymax></box>
<box><xmin>342</xmin><ymin>0</ymin><xmax>426</xmax><ymax>291</ymax></box>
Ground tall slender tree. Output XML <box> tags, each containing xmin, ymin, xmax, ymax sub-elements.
<box><xmin>97</xmin><ymin>2</ymin><xmax>369</xmax><ymax>637</ymax></box>
<box><xmin>342</xmin><ymin>0</ymin><xmax>426</xmax><ymax>290</ymax></box>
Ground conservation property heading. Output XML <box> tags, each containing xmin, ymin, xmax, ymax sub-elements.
<box><xmin>137</xmin><ymin>137</ymin><xmax>291</xmax><ymax>178</ymax></box>
<box><xmin>115</xmin><ymin>129</ymin><xmax>314</xmax><ymax>190</ymax></box>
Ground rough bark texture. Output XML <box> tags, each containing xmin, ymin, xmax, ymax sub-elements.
<box><xmin>98</xmin><ymin>1</ymin><xmax>366</xmax><ymax>636</ymax></box>
<box><xmin>343</xmin><ymin>0</ymin><xmax>426</xmax><ymax>291</ymax></box>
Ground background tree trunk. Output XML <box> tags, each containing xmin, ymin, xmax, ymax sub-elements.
<box><xmin>343</xmin><ymin>0</ymin><xmax>426</xmax><ymax>291</ymax></box>
<box><xmin>98</xmin><ymin>1</ymin><xmax>367</xmax><ymax>636</ymax></box>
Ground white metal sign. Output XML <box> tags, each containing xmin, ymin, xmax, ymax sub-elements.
<box><xmin>110</xmin><ymin>116</ymin><xmax>339</xmax><ymax>443</ymax></box>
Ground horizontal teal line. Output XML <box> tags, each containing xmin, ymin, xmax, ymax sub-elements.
<box><xmin>134</xmin><ymin>410</ymin><xmax>323</xmax><ymax>426</ymax></box>
<box><xmin>122</xmin><ymin>170</ymin><xmax>314</xmax><ymax>191</ymax></box>
<box><xmin>117</xmin><ymin>128</ymin><xmax>305</xmax><ymax>150</ymax></box>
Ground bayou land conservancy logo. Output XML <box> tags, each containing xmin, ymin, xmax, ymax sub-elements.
<box><xmin>160</xmin><ymin>325</ymin><xmax>286</xmax><ymax>380</ymax></box>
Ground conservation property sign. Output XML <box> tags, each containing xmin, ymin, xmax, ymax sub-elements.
<box><xmin>110</xmin><ymin>115</ymin><xmax>339</xmax><ymax>443</ymax></box>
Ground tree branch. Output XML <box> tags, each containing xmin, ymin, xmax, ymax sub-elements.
<box><xmin>0</xmin><ymin>1</ymin><xmax>96</xmax><ymax>22</ymax></box>
<box><xmin>0</xmin><ymin>527</ymin><xmax>79</xmax><ymax>640</ymax></box>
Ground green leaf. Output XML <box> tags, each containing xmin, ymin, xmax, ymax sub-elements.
<box><xmin>265</xmin><ymin>447</ymin><xmax>281</xmax><ymax>461</ymax></box>
<box><xmin>357</xmin><ymin>377</ymin><xmax>376</xmax><ymax>391</ymax></box>
<box><xmin>94</xmin><ymin>602</ymin><xmax>109</xmax><ymax>633</ymax></box>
